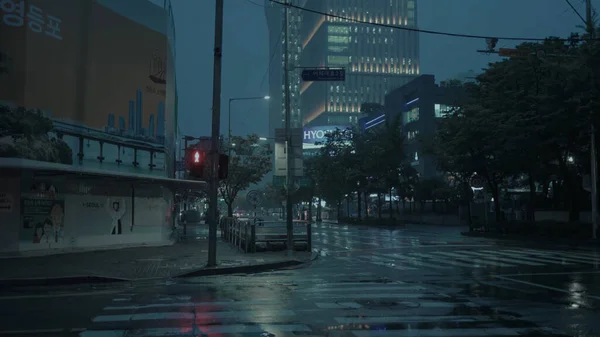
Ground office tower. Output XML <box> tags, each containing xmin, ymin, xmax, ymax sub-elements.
<box><xmin>107</xmin><ymin>113</ymin><xmax>115</xmax><ymax>128</ymax></box>
<box><xmin>118</xmin><ymin>116</ymin><xmax>126</xmax><ymax>131</ymax></box>
<box><xmin>128</xmin><ymin>100</ymin><xmax>135</xmax><ymax>132</ymax></box>
<box><xmin>266</xmin><ymin>0</ymin><xmax>419</xmax><ymax>129</ymax></box>
<box><xmin>265</xmin><ymin>0</ymin><xmax>303</xmax><ymax>138</ymax></box>
<box><xmin>148</xmin><ymin>114</ymin><xmax>155</xmax><ymax>137</ymax></box>
<box><xmin>135</xmin><ymin>89</ymin><xmax>143</xmax><ymax>135</ymax></box>
<box><xmin>157</xmin><ymin>101</ymin><xmax>165</xmax><ymax>138</ymax></box>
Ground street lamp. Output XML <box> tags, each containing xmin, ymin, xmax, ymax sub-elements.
<box><xmin>228</xmin><ymin>96</ymin><xmax>270</xmax><ymax>149</ymax></box>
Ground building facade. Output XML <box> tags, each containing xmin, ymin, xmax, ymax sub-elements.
<box><xmin>384</xmin><ymin>74</ymin><xmax>467</xmax><ymax>179</ymax></box>
<box><xmin>266</xmin><ymin>0</ymin><xmax>420</xmax><ymax>134</ymax></box>
<box><xmin>265</xmin><ymin>0</ymin><xmax>305</xmax><ymax>139</ymax></box>
<box><xmin>0</xmin><ymin>0</ymin><xmax>186</xmax><ymax>254</ymax></box>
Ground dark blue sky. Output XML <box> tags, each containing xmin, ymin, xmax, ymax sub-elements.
<box><xmin>169</xmin><ymin>0</ymin><xmax>597</xmax><ymax>139</ymax></box>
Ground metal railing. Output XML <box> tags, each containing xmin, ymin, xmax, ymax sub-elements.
<box><xmin>220</xmin><ymin>217</ymin><xmax>312</xmax><ymax>253</ymax></box>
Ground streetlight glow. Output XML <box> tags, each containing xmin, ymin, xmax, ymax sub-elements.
<box><xmin>259</xmin><ymin>137</ymin><xmax>267</xmax><ymax>141</ymax></box>
<box><xmin>264</xmin><ymin>95</ymin><xmax>271</xmax><ymax>100</ymax></box>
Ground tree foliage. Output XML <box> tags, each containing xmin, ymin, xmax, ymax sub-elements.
<box><xmin>0</xmin><ymin>105</ymin><xmax>73</xmax><ymax>164</ymax></box>
<box><xmin>219</xmin><ymin>134</ymin><xmax>272</xmax><ymax>217</ymax></box>
<box><xmin>425</xmin><ymin>32</ymin><xmax>600</xmax><ymax>222</ymax></box>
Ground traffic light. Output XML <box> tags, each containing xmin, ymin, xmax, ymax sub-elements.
<box><xmin>186</xmin><ymin>148</ymin><xmax>206</xmax><ymax>179</ymax></box>
<box><xmin>218</xmin><ymin>154</ymin><xmax>229</xmax><ymax>179</ymax></box>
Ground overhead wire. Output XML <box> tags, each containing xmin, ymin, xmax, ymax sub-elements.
<box><xmin>269</xmin><ymin>0</ymin><xmax>597</xmax><ymax>41</ymax></box>
<box><xmin>564</xmin><ymin>0</ymin><xmax>587</xmax><ymax>24</ymax></box>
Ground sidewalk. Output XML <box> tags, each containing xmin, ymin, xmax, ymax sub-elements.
<box><xmin>0</xmin><ymin>224</ymin><xmax>315</xmax><ymax>285</ymax></box>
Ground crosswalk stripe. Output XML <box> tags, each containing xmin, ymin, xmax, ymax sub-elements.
<box><xmin>315</xmin><ymin>302</ymin><xmax>363</xmax><ymax>309</ymax></box>
<box><xmin>484</xmin><ymin>250</ymin><xmax>576</xmax><ymax>265</ymax></box>
<box><xmin>351</xmin><ymin>328</ymin><xmax>534</xmax><ymax>337</ymax></box>
<box><xmin>334</xmin><ymin>315</ymin><xmax>509</xmax><ymax>324</ymax></box>
<box><xmin>431</xmin><ymin>251</ymin><xmax>515</xmax><ymax>267</ymax></box>
<box><xmin>80</xmin><ymin>324</ymin><xmax>312</xmax><ymax>336</ymax></box>
<box><xmin>296</xmin><ymin>285</ymin><xmax>426</xmax><ymax>293</ymax></box>
<box><xmin>93</xmin><ymin>309</ymin><xmax>296</xmax><ymax>322</ymax></box>
<box><xmin>354</xmin><ymin>256</ymin><xmax>418</xmax><ymax>270</ymax></box>
<box><xmin>519</xmin><ymin>249</ymin><xmax>599</xmax><ymax>261</ymax></box>
<box><xmin>314</xmin><ymin>293</ymin><xmax>431</xmax><ymax>299</ymax></box>
<box><xmin>377</xmin><ymin>253</ymin><xmax>452</xmax><ymax>269</ymax></box>
<box><xmin>456</xmin><ymin>251</ymin><xmax>545</xmax><ymax>266</ymax></box>
<box><xmin>408</xmin><ymin>253</ymin><xmax>479</xmax><ymax>268</ymax></box>
<box><xmin>502</xmin><ymin>249</ymin><xmax>598</xmax><ymax>265</ymax></box>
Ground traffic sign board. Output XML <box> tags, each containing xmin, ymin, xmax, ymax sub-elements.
<box><xmin>301</xmin><ymin>68</ymin><xmax>345</xmax><ymax>82</ymax></box>
<box><xmin>246</xmin><ymin>190</ymin><xmax>263</xmax><ymax>206</ymax></box>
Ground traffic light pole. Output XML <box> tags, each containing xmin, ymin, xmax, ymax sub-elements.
<box><xmin>283</xmin><ymin>3</ymin><xmax>294</xmax><ymax>257</ymax></box>
<box><xmin>586</xmin><ymin>0</ymin><xmax>598</xmax><ymax>240</ymax></box>
<box><xmin>207</xmin><ymin>0</ymin><xmax>224</xmax><ymax>267</ymax></box>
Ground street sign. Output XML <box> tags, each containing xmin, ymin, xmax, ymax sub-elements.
<box><xmin>498</xmin><ymin>48</ymin><xmax>531</xmax><ymax>58</ymax></box>
<box><xmin>246</xmin><ymin>190</ymin><xmax>263</xmax><ymax>207</ymax></box>
<box><xmin>301</xmin><ymin>68</ymin><xmax>345</xmax><ymax>82</ymax></box>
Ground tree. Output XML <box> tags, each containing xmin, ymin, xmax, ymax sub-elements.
<box><xmin>219</xmin><ymin>134</ymin><xmax>272</xmax><ymax>217</ymax></box>
<box><xmin>0</xmin><ymin>105</ymin><xmax>72</xmax><ymax>164</ymax></box>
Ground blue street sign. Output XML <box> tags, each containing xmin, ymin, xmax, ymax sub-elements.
<box><xmin>301</xmin><ymin>68</ymin><xmax>345</xmax><ymax>81</ymax></box>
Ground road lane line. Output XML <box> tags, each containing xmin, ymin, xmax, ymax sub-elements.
<box><xmin>0</xmin><ymin>290</ymin><xmax>122</xmax><ymax>300</ymax></box>
<box><xmin>352</xmin><ymin>328</ymin><xmax>534</xmax><ymax>336</ymax></box>
<box><xmin>80</xmin><ymin>324</ymin><xmax>312</xmax><ymax>336</ymax></box>
<box><xmin>494</xmin><ymin>275</ymin><xmax>600</xmax><ymax>300</ymax></box>
<box><xmin>408</xmin><ymin>253</ymin><xmax>480</xmax><ymax>268</ymax></box>
<box><xmin>457</xmin><ymin>251</ymin><xmax>545</xmax><ymax>266</ymax></box>
<box><xmin>335</xmin><ymin>315</ymin><xmax>508</xmax><ymax>324</ymax></box>
<box><xmin>431</xmin><ymin>251</ymin><xmax>515</xmax><ymax>267</ymax></box>
<box><xmin>93</xmin><ymin>309</ymin><xmax>296</xmax><ymax>322</ymax></box>
<box><xmin>0</xmin><ymin>328</ymin><xmax>86</xmax><ymax>335</ymax></box>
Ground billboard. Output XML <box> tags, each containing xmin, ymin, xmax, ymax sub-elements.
<box><xmin>0</xmin><ymin>0</ymin><xmax>172</xmax><ymax>177</ymax></box>
<box><xmin>302</xmin><ymin>125</ymin><xmax>351</xmax><ymax>150</ymax></box>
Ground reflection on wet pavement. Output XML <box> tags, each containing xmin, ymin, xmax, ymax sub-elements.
<box><xmin>0</xmin><ymin>223</ymin><xmax>598</xmax><ymax>336</ymax></box>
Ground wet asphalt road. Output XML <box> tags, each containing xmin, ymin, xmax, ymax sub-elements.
<box><xmin>0</xmin><ymin>222</ymin><xmax>599</xmax><ymax>337</ymax></box>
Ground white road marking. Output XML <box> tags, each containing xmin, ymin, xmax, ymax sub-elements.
<box><xmin>93</xmin><ymin>309</ymin><xmax>295</xmax><ymax>322</ymax></box>
<box><xmin>80</xmin><ymin>324</ymin><xmax>311</xmax><ymax>336</ymax></box>
<box><xmin>0</xmin><ymin>290</ymin><xmax>122</xmax><ymax>301</ymax></box>
<box><xmin>494</xmin><ymin>275</ymin><xmax>600</xmax><ymax>300</ymax></box>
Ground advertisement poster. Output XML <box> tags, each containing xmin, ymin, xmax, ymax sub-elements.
<box><xmin>0</xmin><ymin>0</ymin><xmax>172</xmax><ymax>176</ymax></box>
<box><xmin>21</xmin><ymin>199</ymin><xmax>65</xmax><ymax>245</ymax></box>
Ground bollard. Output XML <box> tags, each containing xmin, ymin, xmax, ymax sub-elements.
<box><xmin>251</xmin><ymin>224</ymin><xmax>256</xmax><ymax>253</ymax></box>
<box><xmin>244</xmin><ymin>222</ymin><xmax>249</xmax><ymax>252</ymax></box>
<box><xmin>307</xmin><ymin>221</ymin><xmax>312</xmax><ymax>252</ymax></box>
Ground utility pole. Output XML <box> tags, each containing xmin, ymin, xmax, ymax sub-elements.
<box><xmin>207</xmin><ymin>0</ymin><xmax>224</xmax><ymax>266</ymax></box>
<box><xmin>586</xmin><ymin>0</ymin><xmax>598</xmax><ymax>240</ymax></box>
<box><xmin>283</xmin><ymin>2</ymin><xmax>294</xmax><ymax>256</ymax></box>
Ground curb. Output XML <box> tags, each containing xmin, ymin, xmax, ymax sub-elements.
<box><xmin>0</xmin><ymin>275</ymin><xmax>130</xmax><ymax>288</ymax></box>
<box><xmin>461</xmin><ymin>231</ymin><xmax>600</xmax><ymax>247</ymax></box>
<box><xmin>174</xmin><ymin>250</ymin><xmax>319</xmax><ymax>278</ymax></box>
<box><xmin>0</xmin><ymin>251</ymin><xmax>320</xmax><ymax>288</ymax></box>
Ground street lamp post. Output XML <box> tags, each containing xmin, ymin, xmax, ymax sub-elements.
<box><xmin>228</xmin><ymin>96</ymin><xmax>270</xmax><ymax>156</ymax></box>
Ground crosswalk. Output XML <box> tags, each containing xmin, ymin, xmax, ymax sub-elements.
<box><xmin>333</xmin><ymin>247</ymin><xmax>600</xmax><ymax>271</ymax></box>
<box><xmin>77</xmin><ymin>273</ymin><xmax>570</xmax><ymax>337</ymax></box>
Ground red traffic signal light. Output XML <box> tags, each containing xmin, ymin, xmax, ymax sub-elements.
<box><xmin>186</xmin><ymin>148</ymin><xmax>206</xmax><ymax>179</ymax></box>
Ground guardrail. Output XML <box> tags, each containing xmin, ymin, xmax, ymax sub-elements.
<box><xmin>220</xmin><ymin>217</ymin><xmax>312</xmax><ymax>253</ymax></box>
